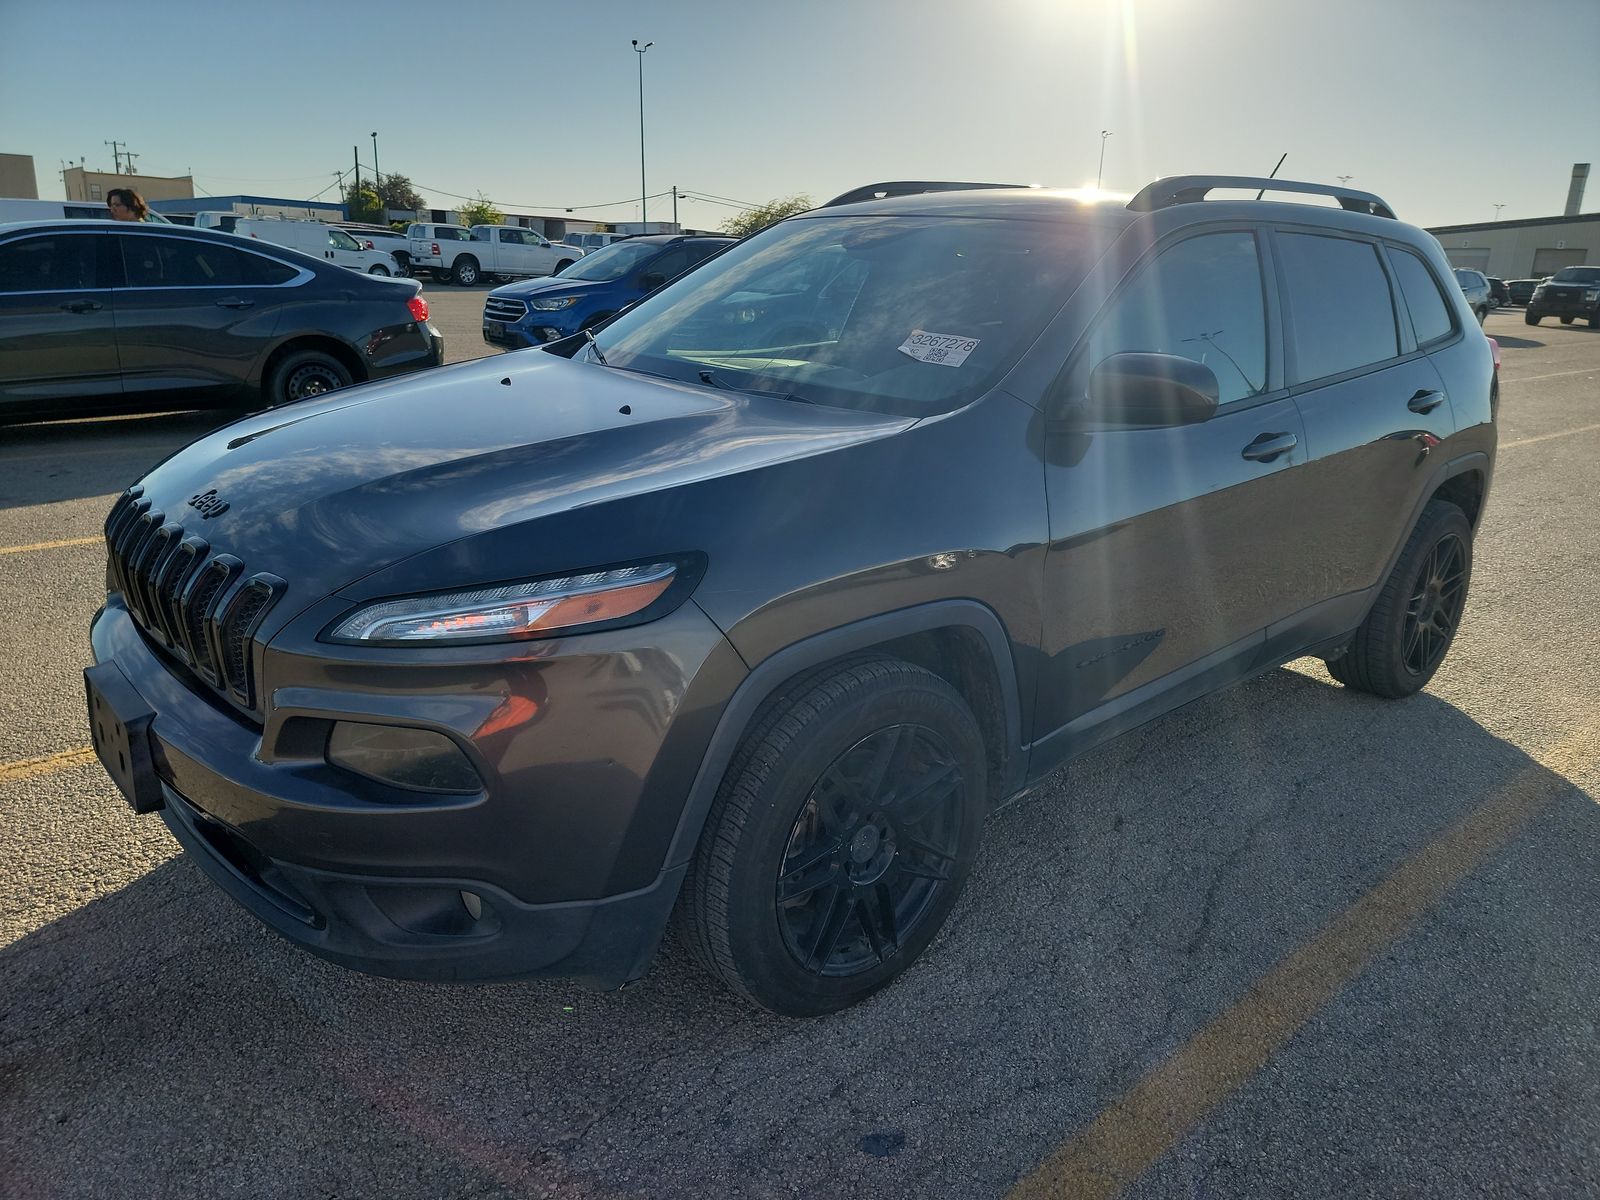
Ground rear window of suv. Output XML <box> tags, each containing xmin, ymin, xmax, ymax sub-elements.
<box><xmin>1277</xmin><ymin>231</ymin><xmax>1399</xmax><ymax>382</ymax></box>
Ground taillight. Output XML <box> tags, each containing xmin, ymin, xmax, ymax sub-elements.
<box><xmin>407</xmin><ymin>295</ymin><xmax>430</xmax><ymax>323</ymax></box>
<box><xmin>431</xmin><ymin>242</ymin><xmax>441</xmax><ymax>256</ymax></box>
<box><xmin>1486</xmin><ymin>336</ymin><xmax>1501</xmax><ymax>371</ymax></box>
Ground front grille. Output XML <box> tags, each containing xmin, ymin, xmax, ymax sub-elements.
<box><xmin>104</xmin><ymin>486</ymin><xmax>280</xmax><ymax>714</ymax></box>
<box><xmin>483</xmin><ymin>296</ymin><xmax>528</xmax><ymax>322</ymax></box>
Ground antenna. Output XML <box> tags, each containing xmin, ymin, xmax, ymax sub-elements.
<box><xmin>1255</xmin><ymin>153</ymin><xmax>1288</xmax><ymax>200</ymax></box>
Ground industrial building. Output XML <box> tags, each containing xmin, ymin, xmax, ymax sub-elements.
<box><xmin>1427</xmin><ymin>163</ymin><xmax>1594</xmax><ymax>278</ymax></box>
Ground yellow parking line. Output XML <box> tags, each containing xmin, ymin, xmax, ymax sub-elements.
<box><xmin>0</xmin><ymin>746</ymin><xmax>97</xmax><ymax>784</ymax></box>
<box><xmin>0</xmin><ymin>535</ymin><xmax>102</xmax><ymax>556</ymax></box>
<box><xmin>1500</xmin><ymin>421</ymin><xmax>1600</xmax><ymax>451</ymax></box>
<box><xmin>1009</xmin><ymin>723</ymin><xmax>1598</xmax><ymax>1200</ymax></box>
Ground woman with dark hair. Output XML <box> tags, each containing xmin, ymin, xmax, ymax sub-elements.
<box><xmin>106</xmin><ymin>188</ymin><xmax>150</xmax><ymax>221</ymax></box>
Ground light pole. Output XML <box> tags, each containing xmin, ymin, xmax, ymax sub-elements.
<box><xmin>632</xmin><ymin>40</ymin><xmax>653</xmax><ymax>225</ymax></box>
<box><xmin>1493</xmin><ymin>203</ymin><xmax>1506</xmax><ymax>221</ymax></box>
<box><xmin>370</xmin><ymin>131</ymin><xmax>380</xmax><ymax>220</ymax></box>
<box><xmin>1336</xmin><ymin>175</ymin><xmax>1354</xmax><ymax>186</ymax></box>
<box><xmin>1097</xmin><ymin>130</ymin><xmax>1111</xmax><ymax>190</ymax></box>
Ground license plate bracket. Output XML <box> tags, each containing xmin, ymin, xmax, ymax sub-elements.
<box><xmin>483</xmin><ymin>319</ymin><xmax>505</xmax><ymax>340</ymax></box>
<box><xmin>84</xmin><ymin>661</ymin><xmax>163</xmax><ymax>813</ymax></box>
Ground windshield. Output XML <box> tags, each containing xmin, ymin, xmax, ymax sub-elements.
<box><xmin>1550</xmin><ymin>267</ymin><xmax>1600</xmax><ymax>283</ymax></box>
<box><xmin>590</xmin><ymin>214</ymin><xmax>1101</xmax><ymax>415</ymax></box>
<box><xmin>561</xmin><ymin>240</ymin><xmax>662</xmax><ymax>282</ymax></box>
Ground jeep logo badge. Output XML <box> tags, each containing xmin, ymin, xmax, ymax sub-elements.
<box><xmin>187</xmin><ymin>489</ymin><xmax>230</xmax><ymax>520</ymax></box>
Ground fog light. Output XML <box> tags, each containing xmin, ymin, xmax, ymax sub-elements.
<box><xmin>326</xmin><ymin>721</ymin><xmax>482</xmax><ymax>794</ymax></box>
<box><xmin>535</xmin><ymin>327</ymin><xmax>563</xmax><ymax>342</ymax></box>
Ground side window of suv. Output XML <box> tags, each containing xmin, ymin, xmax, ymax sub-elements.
<box><xmin>1389</xmin><ymin>247</ymin><xmax>1455</xmax><ymax>346</ymax></box>
<box><xmin>1086</xmin><ymin>230</ymin><xmax>1268</xmax><ymax>405</ymax></box>
<box><xmin>1277</xmin><ymin>231</ymin><xmax>1398</xmax><ymax>382</ymax></box>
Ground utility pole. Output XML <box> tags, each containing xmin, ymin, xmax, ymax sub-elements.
<box><xmin>371</xmin><ymin>131</ymin><xmax>380</xmax><ymax>216</ymax></box>
<box><xmin>672</xmin><ymin>185</ymin><xmax>678</xmax><ymax>229</ymax></box>
<box><xmin>104</xmin><ymin>140</ymin><xmax>125</xmax><ymax>174</ymax></box>
<box><xmin>353</xmin><ymin>145</ymin><xmax>361</xmax><ymax>219</ymax></box>
<box><xmin>632</xmin><ymin>39</ymin><xmax>653</xmax><ymax>225</ymax></box>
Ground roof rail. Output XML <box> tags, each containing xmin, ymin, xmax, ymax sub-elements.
<box><xmin>1126</xmin><ymin>175</ymin><xmax>1396</xmax><ymax>220</ymax></box>
<box><xmin>823</xmin><ymin>180</ymin><xmax>1031</xmax><ymax>208</ymax></box>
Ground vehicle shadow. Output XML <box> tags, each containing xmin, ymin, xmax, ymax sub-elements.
<box><xmin>3</xmin><ymin>667</ymin><xmax>1596</xmax><ymax>1199</ymax></box>
<box><xmin>1488</xmin><ymin>335</ymin><xmax>1544</xmax><ymax>349</ymax></box>
<box><xmin>0</xmin><ymin>409</ymin><xmax>230</xmax><ymax>511</ymax></box>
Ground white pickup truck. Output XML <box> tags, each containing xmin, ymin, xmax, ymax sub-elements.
<box><xmin>405</xmin><ymin>223</ymin><xmax>581</xmax><ymax>286</ymax></box>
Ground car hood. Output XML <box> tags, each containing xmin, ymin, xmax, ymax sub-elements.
<box><xmin>490</xmin><ymin>275</ymin><xmax>601</xmax><ymax>300</ymax></box>
<box><xmin>132</xmin><ymin>353</ymin><xmax>914</xmax><ymax>601</ymax></box>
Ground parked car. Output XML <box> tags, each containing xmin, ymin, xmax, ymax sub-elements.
<box><xmin>85</xmin><ymin>176</ymin><xmax>1495</xmax><ymax>1016</ymax></box>
<box><xmin>231</xmin><ymin>218</ymin><xmax>399</xmax><ymax>275</ymax></box>
<box><xmin>1486</xmin><ymin>276</ymin><xmax>1510</xmax><ymax>308</ymax></box>
<box><xmin>482</xmin><ymin>234</ymin><xmax>734</xmax><ymax>347</ymax></box>
<box><xmin>1506</xmin><ymin>278</ymin><xmax>1543</xmax><ymax>305</ymax></box>
<box><xmin>1524</xmin><ymin>266</ymin><xmax>1600</xmax><ymax>327</ymax></box>
<box><xmin>565</xmin><ymin>232</ymin><xmax>628</xmax><ymax>254</ymax></box>
<box><xmin>406</xmin><ymin>222</ymin><xmax>579</xmax><ymax>286</ymax></box>
<box><xmin>336</xmin><ymin>223</ymin><xmax>413</xmax><ymax>277</ymax></box>
<box><xmin>1452</xmin><ymin>267</ymin><xmax>1490</xmax><ymax>323</ymax></box>
<box><xmin>0</xmin><ymin>219</ymin><xmax>441</xmax><ymax>422</ymax></box>
<box><xmin>0</xmin><ymin>197</ymin><xmax>174</xmax><ymax>224</ymax></box>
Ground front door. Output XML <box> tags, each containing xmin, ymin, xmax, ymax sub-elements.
<box><xmin>1036</xmin><ymin>227</ymin><xmax>1320</xmax><ymax>747</ymax></box>
<box><xmin>0</xmin><ymin>230</ymin><xmax>122</xmax><ymax>415</ymax></box>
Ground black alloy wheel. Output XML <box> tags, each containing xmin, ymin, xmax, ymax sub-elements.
<box><xmin>1400</xmin><ymin>533</ymin><xmax>1468</xmax><ymax>677</ymax></box>
<box><xmin>678</xmin><ymin>657</ymin><xmax>986</xmax><ymax>1016</ymax></box>
<box><xmin>775</xmin><ymin>724</ymin><xmax>963</xmax><ymax>977</ymax></box>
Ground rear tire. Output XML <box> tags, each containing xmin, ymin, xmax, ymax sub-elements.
<box><xmin>677</xmin><ymin>658</ymin><xmax>986</xmax><ymax>1017</ymax></box>
<box><xmin>1589</xmin><ymin>309</ymin><xmax>1600</xmax><ymax>329</ymax></box>
<box><xmin>367</xmin><ymin>264</ymin><xmax>390</xmax><ymax>275</ymax></box>
<box><xmin>266</xmin><ymin>349</ymin><xmax>353</xmax><ymax>407</ymax></box>
<box><xmin>1525</xmin><ymin>311</ymin><xmax>1541</xmax><ymax>325</ymax></box>
<box><xmin>1560</xmin><ymin>316</ymin><xmax>1575</xmax><ymax>325</ymax></box>
<box><xmin>452</xmin><ymin>256</ymin><xmax>481</xmax><ymax>286</ymax></box>
<box><xmin>431</xmin><ymin>269</ymin><xmax>452</xmax><ymax>284</ymax></box>
<box><xmin>555</xmin><ymin>259</ymin><xmax>575</xmax><ymax>273</ymax></box>
<box><xmin>1325</xmin><ymin>499</ymin><xmax>1472</xmax><ymax>698</ymax></box>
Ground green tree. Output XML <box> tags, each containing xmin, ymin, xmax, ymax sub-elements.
<box><xmin>376</xmin><ymin>173</ymin><xmax>424</xmax><ymax>213</ymax></box>
<box><xmin>719</xmin><ymin>194</ymin><xmax>812</xmax><ymax>238</ymax></box>
<box><xmin>342</xmin><ymin>183</ymin><xmax>382</xmax><ymax>223</ymax></box>
<box><xmin>457</xmin><ymin>192</ymin><xmax>504</xmax><ymax>228</ymax></box>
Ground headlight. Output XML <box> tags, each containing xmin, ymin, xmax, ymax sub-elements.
<box><xmin>326</xmin><ymin>561</ymin><xmax>681</xmax><ymax>644</ymax></box>
<box><xmin>1585</xmin><ymin>289</ymin><xmax>1599</xmax><ymax>303</ymax></box>
<box><xmin>528</xmin><ymin>296</ymin><xmax>580</xmax><ymax>311</ymax></box>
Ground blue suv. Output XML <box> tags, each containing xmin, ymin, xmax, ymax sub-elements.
<box><xmin>482</xmin><ymin>234</ymin><xmax>733</xmax><ymax>348</ymax></box>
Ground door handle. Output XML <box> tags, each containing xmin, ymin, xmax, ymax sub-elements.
<box><xmin>1241</xmin><ymin>432</ymin><xmax>1298</xmax><ymax>462</ymax></box>
<box><xmin>59</xmin><ymin>299</ymin><xmax>103</xmax><ymax>314</ymax></box>
<box><xmin>1408</xmin><ymin>389</ymin><xmax>1445</xmax><ymax>414</ymax></box>
<box><xmin>215</xmin><ymin>297</ymin><xmax>255</xmax><ymax>310</ymax></box>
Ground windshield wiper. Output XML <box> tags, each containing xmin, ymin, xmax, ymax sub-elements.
<box><xmin>699</xmin><ymin>369</ymin><xmax>812</xmax><ymax>404</ymax></box>
<box><xmin>582</xmin><ymin>327</ymin><xmax>608</xmax><ymax>366</ymax></box>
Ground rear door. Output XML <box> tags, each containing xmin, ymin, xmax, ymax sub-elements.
<box><xmin>1036</xmin><ymin>226</ymin><xmax>1316</xmax><ymax>736</ymax></box>
<box><xmin>0</xmin><ymin>229</ymin><xmax>122</xmax><ymax>413</ymax></box>
<box><xmin>112</xmin><ymin>232</ymin><xmax>296</xmax><ymax>399</ymax></box>
<box><xmin>1274</xmin><ymin>228</ymin><xmax>1458</xmax><ymax>633</ymax></box>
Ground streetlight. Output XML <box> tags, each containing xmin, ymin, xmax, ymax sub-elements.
<box><xmin>1493</xmin><ymin>203</ymin><xmax>1506</xmax><ymax>221</ymax></box>
<box><xmin>633</xmin><ymin>40</ymin><xmax>653</xmax><ymax>225</ymax></box>
<box><xmin>1336</xmin><ymin>175</ymin><xmax>1354</xmax><ymax>186</ymax></box>
<box><xmin>1097</xmin><ymin>130</ymin><xmax>1112</xmax><ymax>190</ymax></box>
<box><xmin>370</xmin><ymin>131</ymin><xmax>380</xmax><ymax>220</ymax></box>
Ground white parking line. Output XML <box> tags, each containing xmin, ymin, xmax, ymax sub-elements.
<box><xmin>1500</xmin><ymin>421</ymin><xmax>1600</xmax><ymax>451</ymax></box>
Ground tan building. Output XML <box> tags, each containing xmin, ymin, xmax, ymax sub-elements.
<box><xmin>1427</xmin><ymin>212</ymin><xmax>1599</xmax><ymax>279</ymax></box>
<box><xmin>63</xmin><ymin>167</ymin><xmax>193</xmax><ymax>205</ymax></box>
<box><xmin>0</xmin><ymin>153</ymin><xmax>39</xmax><ymax>198</ymax></box>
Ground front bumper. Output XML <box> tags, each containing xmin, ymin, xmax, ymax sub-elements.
<box><xmin>1529</xmin><ymin>291</ymin><xmax>1599</xmax><ymax>318</ymax></box>
<box><xmin>88</xmin><ymin>594</ymin><xmax>742</xmax><ymax>986</ymax></box>
<box><xmin>368</xmin><ymin>322</ymin><xmax>444</xmax><ymax>381</ymax></box>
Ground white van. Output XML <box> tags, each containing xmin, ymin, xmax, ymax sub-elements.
<box><xmin>230</xmin><ymin>218</ymin><xmax>398</xmax><ymax>274</ymax></box>
<box><xmin>0</xmin><ymin>197</ymin><xmax>174</xmax><ymax>223</ymax></box>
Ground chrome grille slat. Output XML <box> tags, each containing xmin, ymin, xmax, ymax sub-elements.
<box><xmin>484</xmin><ymin>297</ymin><xmax>528</xmax><ymax>320</ymax></box>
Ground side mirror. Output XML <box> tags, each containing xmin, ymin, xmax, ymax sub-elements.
<box><xmin>639</xmin><ymin>272</ymin><xmax>666</xmax><ymax>291</ymax></box>
<box><xmin>1081</xmin><ymin>352</ymin><xmax>1219</xmax><ymax>428</ymax></box>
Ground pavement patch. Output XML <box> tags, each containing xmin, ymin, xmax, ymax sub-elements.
<box><xmin>0</xmin><ymin>746</ymin><xmax>96</xmax><ymax>783</ymax></box>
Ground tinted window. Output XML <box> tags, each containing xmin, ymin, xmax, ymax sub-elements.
<box><xmin>1277</xmin><ymin>232</ymin><xmax>1398</xmax><ymax>382</ymax></box>
<box><xmin>328</xmin><ymin>228</ymin><xmax>362</xmax><ymax>251</ymax></box>
<box><xmin>646</xmin><ymin>247</ymin><xmax>692</xmax><ymax>280</ymax></box>
<box><xmin>472</xmin><ymin>227</ymin><xmax>492</xmax><ymax>242</ymax></box>
<box><xmin>1551</xmin><ymin>267</ymin><xmax>1600</xmax><ymax>283</ymax></box>
<box><xmin>1391</xmin><ymin>248</ymin><xmax>1454</xmax><ymax>345</ymax></box>
<box><xmin>238</xmin><ymin>252</ymin><xmax>299</xmax><ymax>286</ymax></box>
<box><xmin>686</xmin><ymin>241</ymin><xmax>728</xmax><ymax>266</ymax></box>
<box><xmin>122</xmin><ymin>236</ymin><xmax>259</xmax><ymax>288</ymax></box>
<box><xmin>1087</xmin><ymin>231</ymin><xmax>1267</xmax><ymax>404</ymax></box>
<box><xmin>0</xmin><ymin>234</ymin><xmax>100</xmax><ymax>292</ymax></box>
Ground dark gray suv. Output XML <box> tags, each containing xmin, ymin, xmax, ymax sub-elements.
<box><xmin>86</xmin><ymin>176</ymin><xmax>1497</xmax><ymax>1016</ymax></box>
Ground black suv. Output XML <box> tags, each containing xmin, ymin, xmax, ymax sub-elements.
<box><xmin>86</xmin><ymin>177</ymin><xmax>1496</xmax><ymax>1016</ymax></box>
<box><xmin>1525</xmin><ymin>266</ymin><xmax>1600</xmax><ymax>327</ymax></box>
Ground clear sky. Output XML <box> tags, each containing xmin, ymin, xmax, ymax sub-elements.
<box><xmin>2</xmin><ymin>0</ymin><xmax>1595</xmax><ymax>229</ymax></box>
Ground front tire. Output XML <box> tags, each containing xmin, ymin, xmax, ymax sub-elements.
<box><xmin>1560</xmin><ymin>316</ymin><xmax>1575</xmax><ymax>325</ymax></box>
<box><xmin>367</xmin><ymin>264</ymin><xmax>390</xmax><ymax>275</ymax></box>
<box><xmin>1325</xmin><ymin>499</ymin><xmax>1472</xmax><ymax>698</ymax></box>
<box><xmin>452</xmin><ymin>256</ymin><xmax>481</xmax><ymax>286</ymax></box>
<box><xmin>555</xmin><ymin>258</ymin><xmax>575</xmax><ymax>273</ymax></box>
<box><xmin>1525</xmin><ymin>311</ymin><xmax>1541</xmax><ymax>325</ymax></box>
<box><xmin>678</xmin><ymin>658</ymin><xmax>987</xmax><ymax>1017</ymax></box>
<box><xmin>266</xmin><ymin>349</ymin><xmax>353</xmax><ymax>407</ymax></box>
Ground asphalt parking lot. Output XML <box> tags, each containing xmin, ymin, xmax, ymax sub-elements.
<box><xmin>2</xmin><ymin>309</ymin><xmax>1598</xmax><ymax>1198</ymax></box>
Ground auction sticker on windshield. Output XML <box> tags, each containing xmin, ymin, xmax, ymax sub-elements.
<box><xmin>898</xmin><ymin>330</ymin><xmax>979</xmax><ymax>367</ymax></box>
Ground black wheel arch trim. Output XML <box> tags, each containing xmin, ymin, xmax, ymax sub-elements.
<box><xmin>1367</xmin><ymin>450</ymin><xmax>1490</xmax><ymax>617</ymax></box>
<box><xmin>660</xmin><ymin>599</ymin><xmax>1025</xmax><ymax>876</ymax></box>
